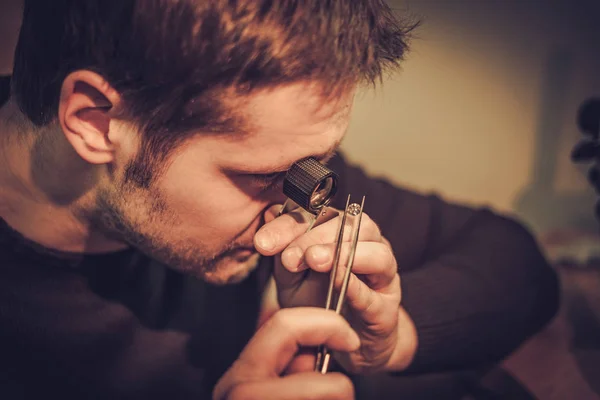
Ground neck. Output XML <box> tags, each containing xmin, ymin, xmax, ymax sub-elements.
<box><xmin>0</xmin><ymin>101</ymin><xmax>128</xmax><ymax>254</ymax></box>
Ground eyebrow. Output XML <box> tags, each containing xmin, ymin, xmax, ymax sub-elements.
<box><xmin>264</xmin><ymin>141</ymin><xmax>341</xmax><ymax>174</ymax></box>
<box><xmin>231</xmin><ymin>140</ymin><xmax>342</xmax><ymax>176</ymax></box>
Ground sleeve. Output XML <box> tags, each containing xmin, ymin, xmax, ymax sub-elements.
<box><xmin>328</xmin><ymin>152</ymin><xmax>560</xmax><ymax>373</ymax></box>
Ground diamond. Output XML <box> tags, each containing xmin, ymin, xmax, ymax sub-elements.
<box><xmin>347</xmin><ymin>203</ymin><xmax>361</xmax><ymax>216</ymax></box>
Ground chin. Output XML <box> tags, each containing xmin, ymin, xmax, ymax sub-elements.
<box><xmin>200</xmin><ymin>252</ymin><xmax>262</xmax><ymax>285</ymax></box>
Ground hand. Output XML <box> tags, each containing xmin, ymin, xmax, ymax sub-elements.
<box><xmin>213</xmin><ymin>308</ymin><xmax>359</xmax><ymax>400</ymax></box>
<box><xmin>254</xmin><ymin>204</ymin><xmax>417</xmax><ymax>374</ymax></box>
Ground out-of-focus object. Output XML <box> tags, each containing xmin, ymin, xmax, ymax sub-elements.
<box><xmin>577</xmin><ymin>98</ymin><xmax>600</xmax><ymax>140</ymax></box>
<box><xmin>572</xmin><ymin>97</ymin><xmax>600</xmax><ymax>221</ymax></box>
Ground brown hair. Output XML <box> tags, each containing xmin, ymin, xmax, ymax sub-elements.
<box><xmin>12</xmin><ymin>0</ymin><xmax>417</xmax><ymax>186</ymax></box>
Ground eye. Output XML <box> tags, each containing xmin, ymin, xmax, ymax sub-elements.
<box><xmin>250</xmin><ymin>172</ymin><xmax>285</xmax><ymax>190</ymax></box>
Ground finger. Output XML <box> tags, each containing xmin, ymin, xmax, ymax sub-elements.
<box><xmin>284</xmin><ymin>350</ymin><xmax>317</xmax><ymax>375</ymax></box>
<box><xmin>254</xmin><ymin>205</ymin><xmax>316</xmax><ymax>255</ymax></box>
<box><xmin>269</xmin><ymin>206</ymin><xmax>340</xmax><ymax>290</ymax></box>
<box><xmin>255</xmin><ymin>209</ymin><xmax>381</xmax><ymax>256</ymax></box>
<box><xmin>264</xmin><ymin>204</ymin><xmax>283</xmax><ymax>224</ymax></box>
<box><xmin>282</xmin><ymin>242</ymin><xmax>398</xmax><ymax>289</ymax></box>
<box><xmin>273</xmin><ymin>255</ymin><xmax>317</xmax><ymax>297</ymax></box>
<box><xmin>282</xmin><ymin>212</ymin><xmax>382</xmax><ymax>258</ymax></box>
<box><xmin>214</xmin><ymin>308</ymin><xmax>359</xmax><ymax>400</ymax></box>
<box><xmin>239</xmin><ymin>308</ymin><xmax>360</xmax><ymax>376</ymax></box>
<box><xmin>222</xmin><ymin>372</ymin><xmax>354</xmax><ymax>400</ymax></box>
<box><xmin>341</xmin><ymin>272</ymin><xmax>401</xmax><ymax>321</ymax></box>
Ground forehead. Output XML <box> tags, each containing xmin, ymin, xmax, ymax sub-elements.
<box><xmin>242</xmin><ymin>83</ymin><xmax>354</xmax><ymax>135</ymax></box>
<box><xmin>212</xmin><ymin>82</ymin><xmax>355</xmax><ymax>170</ymax></box>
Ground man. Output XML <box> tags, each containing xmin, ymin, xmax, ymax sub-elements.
<box><xmin>0</xmin><ymin>1</ymin><xmax>559</xmax><ymax>399</ymax></box>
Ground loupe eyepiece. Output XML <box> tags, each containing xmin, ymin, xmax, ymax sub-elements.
<box><xmin>283</xmin><ymin>158</ymin><xmax>338</xmax><ymax>214</ymax></box>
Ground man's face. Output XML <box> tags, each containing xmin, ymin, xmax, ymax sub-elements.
<box><xmin>95</xmin><ymin>83</ymin><xmax>354</xmax><ymax>285</ymax></box>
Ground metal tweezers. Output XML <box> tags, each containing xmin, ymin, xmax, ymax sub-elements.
<box><xmin>279</xmin><ymin>194</ymin><xmax>366</xmax><ymax>374</ymax></box>
<box><xmin>313</xmin><ymin>194</ymin><xmax>365</xmax><ymax>374</ymax></box>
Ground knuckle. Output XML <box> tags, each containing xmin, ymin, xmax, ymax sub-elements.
<box><xmin>268</xmin><ymin>308</ymin><xmax>290</xmax><ymax>328</ymax></box>
<box><xmin>360</xmin><ymin>214</ymin><xmax>381</xmax><ymax>238</ymax></box>
<box><xmin>267</xmin><ymin>308</ymin><xmax>297</xmax><ymax>332</ymax></box>
<box><xmin>373</xmin><ymin>242</ymin><xmax>392</xmax><ymax>260</ymax></box>
<box><xmin>381</xmin><ymin>236</ymin><xmax>392</xmax><ymax>248</ymax></box>
<box><xmin>363</xmin><ymin>243</ymin><xmax>395</xmax><ymax>274</ymax></box>
<box><xmin>361</xmin><ymin>212</ymin><xmax>374</xmax><ymax>225</ymax></box>
<box><xmin>383</xmin><ymin>244</ymin><xmax>397</xmax><ymax>266</ymax></box>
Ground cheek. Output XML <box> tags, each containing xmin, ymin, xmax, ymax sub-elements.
<box><xmin>158</xmin><ymin>169</ymin><xmax>269</xmax><ymax>242</ymax></box>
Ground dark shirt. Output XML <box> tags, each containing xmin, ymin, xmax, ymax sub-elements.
<box><xmin>0</xmin><ymin>76</ymin><xmax>10</xmax><ymax>105</ymax></box>
<box><xmin>0</xmin><ymin>77</ymin><xmax>559</xmax><ymax>399</ymax></box>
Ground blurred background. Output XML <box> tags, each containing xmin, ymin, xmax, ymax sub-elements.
<box><xmin>345</xmin><ymin>0</ymin><xmax>600</xmax><ymax>236</ymax></box>
<box><xmin>1</xmin><ymin>0</ymin><xmax>599</xmax><ymax>398</ymax></box>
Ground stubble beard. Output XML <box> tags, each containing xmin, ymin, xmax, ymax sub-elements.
<box><xmin>85</xmin><ymin>185</ymin><xmax>260</xmax><ymax>285</ymax></box>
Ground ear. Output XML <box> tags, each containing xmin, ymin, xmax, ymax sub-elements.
<box><xmin>58</xmin><ymin>70</ymin><xmax>122</xmax><ymax>165</ymax></box>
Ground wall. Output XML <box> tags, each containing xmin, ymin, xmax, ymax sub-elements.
<box><xmin>342</xmin><ymin>0</ymin><xmax>600</xmax><ymax>234</ymax></box>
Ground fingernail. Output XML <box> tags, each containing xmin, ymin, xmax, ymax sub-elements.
<box><xmin>281</xmin><ymin>247</ymin><xmax>304</xmax><ymax>271</ymax></box>
<box><xmin>255</xmin><ymin>229</ymin><xmax>277</xmax><ymax>252</ymax></box>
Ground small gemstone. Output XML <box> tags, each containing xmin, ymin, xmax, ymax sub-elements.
<box><xmin>347</xmin><ymin>203</ymin><xmax>361</xmax><ymax>216</ymax></box>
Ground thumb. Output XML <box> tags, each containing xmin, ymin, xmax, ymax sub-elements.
<box><xmin>262</xmin><ymin>204</ymin><xmax>307</xmax><ymax>290</ymax></box>
<box><xmin>214</xmin><ymin>308</ymin><xmax>359</xmax><ymax>399</ymax></box>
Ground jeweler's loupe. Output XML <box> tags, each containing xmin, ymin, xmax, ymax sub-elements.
<box><xmin>280</xmin><ymin>157</ymin><xmax>338</xmax><ymax>216</ymax></box>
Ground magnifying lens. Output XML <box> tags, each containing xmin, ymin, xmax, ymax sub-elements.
<box><xmin>280</xmin><ymin>157</ymin><xmax>338</xmax><ymax>215</ymax></box>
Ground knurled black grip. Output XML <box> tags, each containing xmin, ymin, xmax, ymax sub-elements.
<box><xmin>283</xmin><ymin>158</ymin><xmax>338</xmax><ymax>214</ymax></box>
